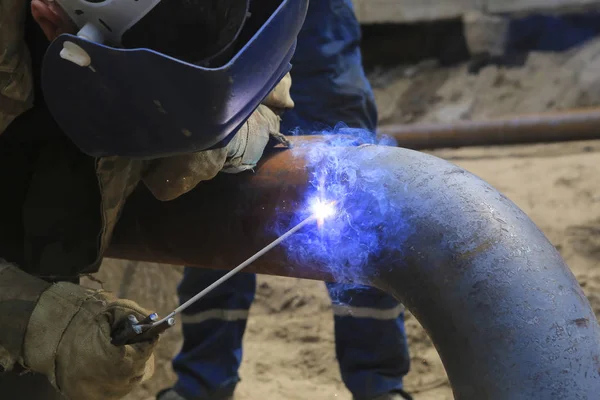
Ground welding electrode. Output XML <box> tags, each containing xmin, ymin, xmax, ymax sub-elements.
<box><xmin>112</xmin><ymin>213</ymin><xmax>319</xmax><ymax>345</ymax></box>
<box><xmin>152</xmin><ymin>214</ymin><xmax>317</xmax><ymax>325</ymax></box>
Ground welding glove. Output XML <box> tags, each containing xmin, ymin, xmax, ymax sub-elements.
<box><xmin>22</xmin><ymin>279</ymin><xmax>157</xmax><ymax>400</ymax></box>
<box><xmin>261</xmin><ymin>71</ymin><xmax>294</xmax><ymax>112</ymax></box>
<box><xmin>142</xmin><ymin>72</ymin><xmax>294</xmax><ymax>201</ymax></box>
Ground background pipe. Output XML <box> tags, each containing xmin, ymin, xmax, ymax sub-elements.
<box><xmin>109</xmin><ymin>138</ymin><xmax>600</xmax><ymax>399</ymax></box>
<box><xmin>377</xmin><ymin>107</ymin><xmax>600</xmax><ymax>149</ymax></box>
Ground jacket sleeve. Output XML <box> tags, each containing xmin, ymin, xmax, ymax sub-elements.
<box><xmin>0</xmin><ymin>0</ymin><xmax>34</xmax><ymax>135</ymax></box>
<box><xmin>0</xmin><ymin>262</ymin><xmax>50</xmax><ymax>372</ymax></box>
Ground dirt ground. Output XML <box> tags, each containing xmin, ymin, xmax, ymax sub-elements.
<box><xmin>84</xmin><ymin>38</ymin><xmax>600</xmax><ymax>400</ymax></box>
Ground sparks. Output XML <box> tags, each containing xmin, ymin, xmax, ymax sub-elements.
<box><xmin>309</xmin><ymin>198</ymin><xmax>337</xmax><ymax>227</ymax></box>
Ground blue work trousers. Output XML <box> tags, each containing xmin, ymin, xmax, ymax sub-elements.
<box><xmin>172</xmin><ymin>1</ymin><xmax>410</xmax><ymax>399</ymax></box>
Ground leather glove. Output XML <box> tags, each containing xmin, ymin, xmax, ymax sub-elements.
<box><xmin>142</xmin><ymin>73</ymin><xmax>294</xmax><ymax>201</ymax></box>
<box><xmin>262</xmin><ymin>71</ymin><xmax>294</xmax><ymax>112</ymax></box>
<box><xmin>23</xmin><ymin>281</ymin><xmax>157</xmax><ymax>400</ymax></box>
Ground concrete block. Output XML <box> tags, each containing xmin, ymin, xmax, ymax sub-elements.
<box><xmin>352</xmin><ymin>0</ymin><xmax>600</xmax><ymax>24</ymax></box>
<box><xmin>486</xmin><ymin>0</ymin><xmax>600</xmax><ymax>14</ymax></box>
<box><xmin>463</xmin><ymin>11</ymin><xmax>510</xmax><ymax>56</ymax></box>
<box><xmin>352</xmin><ymin>0</ymin><xmax>482</xmax><ymax>24</ymax></box>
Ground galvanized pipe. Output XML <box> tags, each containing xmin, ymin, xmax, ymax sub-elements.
<box><xmin>109</xmin><ymin>138</ymin><xmax>600</xmax><ymax>399</ymax></box>
<box><xmin>377</xmin><ymin>107</ymin><xmax>600</xmax><ymax>149</ymax></box>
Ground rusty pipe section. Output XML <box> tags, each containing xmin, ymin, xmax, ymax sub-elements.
<box><xmin>377</xmin><ymin>107</ymin><xmax>600</xmax><ymax>149</ymax></box>
<box><xmin>109</xmin><ymin>139</ymin><xmax>600</xmax><ymax>398</ymax></box>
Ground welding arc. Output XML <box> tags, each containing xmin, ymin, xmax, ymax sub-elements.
<box><xmin>148</xmin><ymin>214</ymin><xmax>317</xmax><ymax>328</ymax></box>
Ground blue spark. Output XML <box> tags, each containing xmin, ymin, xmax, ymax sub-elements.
<box><xmin>271</xmin><ymin>124</ymin><xmax>414</xmax><ymax>288</ymax></box>
<box><xmin>309</xmin><ymin>198</ymin><xmax>336</xmax><ymax>226</ymax></box>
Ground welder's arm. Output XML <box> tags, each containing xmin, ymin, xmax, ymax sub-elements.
<box><xmin>0</xmin><ymin>0</ymin><xmax>34</xmax><ymax>135</ymax></box>
<box><xmin>0</xmin><ymin>262</ymin><xmax>157</xmax><ymax>400</ymax></box>
<box><xmin>142</xmin><ymin>73</ymin><xmax>295</xmax><ymax>201</ymax></box>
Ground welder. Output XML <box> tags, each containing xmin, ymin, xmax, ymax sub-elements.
<box><xmin>0</xmin><ymin>0</ymin><xmax>303</xmax><ymax>399</ymax></box>
<box><xmin>158</xmin><ymin>1</ymin><xmax>413</xmax><ymax>400</ymax></box>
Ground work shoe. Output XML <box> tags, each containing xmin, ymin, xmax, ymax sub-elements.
<box><xmin>156</xmin><ymin>388</ymin><xmax>233</xmax><ymax>400</ymax></box>
<box><xmin>364</xmin><ymin>389</ymin><xmax>413</xmax><ymax>400</ymax></box>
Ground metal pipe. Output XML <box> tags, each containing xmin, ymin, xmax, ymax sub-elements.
<box><xmin>109</xmin><ymin>138</ymin><xmax>600</xmax><ymax>399</ymax></box>
<box><xmin>377</xmin><ymin>107</ymin><xmax>600</xmax><ymax>149</ymax></box>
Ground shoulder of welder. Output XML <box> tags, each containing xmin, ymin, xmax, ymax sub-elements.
<box><xmin>0</xmin><ymin>0</ymin><xmax>34</xmax><ymax>136</ymax></box>
<box><xmin>95</xmin><ymin>157</ymin><xmax>146</xmax><ymax>264</ymax></box>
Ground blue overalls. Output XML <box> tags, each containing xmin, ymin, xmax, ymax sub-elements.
<box><xmin>168</xmin><ymin>1</ymin><xmax>410</xmax><ymax>399</ymax></box>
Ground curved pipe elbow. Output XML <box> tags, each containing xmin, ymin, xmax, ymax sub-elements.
<box><xmin>347</xmin><ymin>145</ymin><xmax>600</xmax><ymax>399</ymax></box>
<box><xmin>110</xmin><ymin>139</ymin><xmax>600</xmax><ymax>399</ymax></box>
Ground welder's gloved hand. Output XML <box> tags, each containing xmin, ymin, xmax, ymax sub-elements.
<box><xmin>142</xmin><ymin>73</ymin><xmax>294</xmax><ymax>201</ymax></box>
<box><xmin>262</xmin><ymin>71</ymin><xmax>294</xmax><ymax>112</ymax></box>
<box><xmin>23</xmin><ymin>282</ymin><xmax>157</xmax><ymax>400</ymax></box>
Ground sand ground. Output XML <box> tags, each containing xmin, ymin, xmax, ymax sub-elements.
<box><xmin>84</xmin><ymin>38</ymin><xmax>600</xmax><ymax>400</ymax></box>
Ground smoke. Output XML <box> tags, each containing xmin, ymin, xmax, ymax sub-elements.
<box><xmin>272</xmin><ymin>124</ymin><xmax>414</xmax><ymax>290</ymax></box>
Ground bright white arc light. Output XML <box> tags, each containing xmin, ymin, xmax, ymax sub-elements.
<box><xmin>310</xmin><ymin>199</ymin><xmax>337</xmax><ymax>222</ymax></box>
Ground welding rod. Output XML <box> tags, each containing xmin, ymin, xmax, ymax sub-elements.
<box><xmin>148</xmin><ymin>214</ymin><xmax>317</xmax><ymax>328</ymax></box>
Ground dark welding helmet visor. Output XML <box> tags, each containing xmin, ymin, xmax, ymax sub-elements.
<box><xmin>41</xmin><ymin>0</ymin><xmax>308</xmax><ymax>158</ymax></box>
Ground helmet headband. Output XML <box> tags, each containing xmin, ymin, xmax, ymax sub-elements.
<box><xmin>55</xmin><ymin>0</ymin><xmax>162</xmax><ymax>45</ymax></box>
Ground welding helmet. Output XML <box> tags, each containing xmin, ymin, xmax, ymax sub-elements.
<box><xmin>41</xmin><ymin>0</ymin><xmax>308</xmax><ymax>159</ymax></box>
